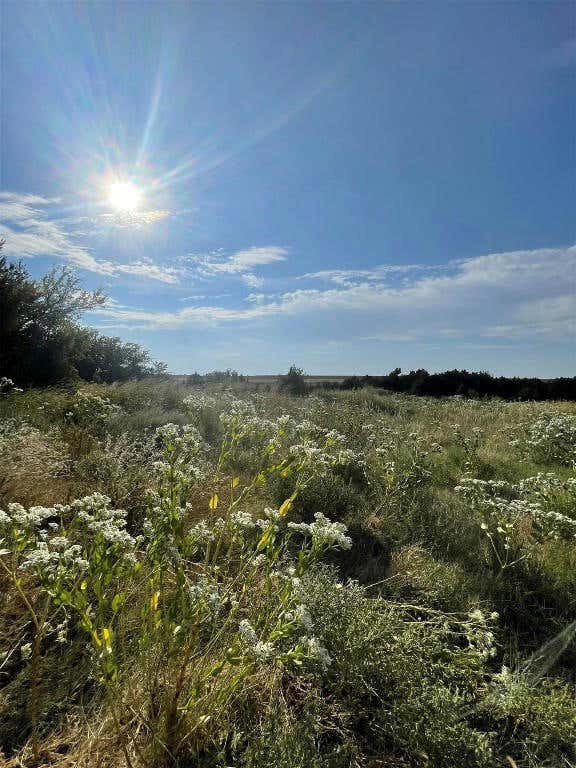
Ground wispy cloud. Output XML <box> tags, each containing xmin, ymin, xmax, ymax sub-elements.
<box><xmin>86</xmin><ymin>210</ymin><xmax>171</xmax><ymax>229</ymax></box>
<box><xmin>92</xmin><ymin>244</ymin><xmax>576</xmax><ymax>343</ymax></box>
<box><xmin>192</xmin><ymin>245</ymin><xmax>288</xmax><ymax>286</ymax></box>
<box><xmin>0</xmin><ymin>191</ymin><xmax>180</xmax><ymax>284</ymax></box>
<box><xmin>0</xmin><ymin>192</ymin><xmax>62</xmax><ymax>206</ymax></box>
<box><xmin>300</xmin><ymin>263</ymin><xmax>446</xmax><ymax>287</ymax></box>
<box><xmin>241</xmin><ymin>273</ymin><xmax>265</xmax><ymax>288</ymax></box>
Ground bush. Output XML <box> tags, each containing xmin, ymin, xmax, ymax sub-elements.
<box><xmin>279</xmin><ymin>365</ymin><xmax>308</xmax><ymax>397</ymax></box>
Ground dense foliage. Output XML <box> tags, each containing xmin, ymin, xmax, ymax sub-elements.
<box><xmin>1</xmin><ymin>381</ymin><xmax>575</xmax><ymax>767</ymax></box>
<box><xmin>0</xmin><ymin>248</ymin><xmax>165</xmax><ymax>387</ymax></box>
<box><xmin>341</xmin><ymin>368</ymin><xmax>576</xmax><ymax>401</ymax></box>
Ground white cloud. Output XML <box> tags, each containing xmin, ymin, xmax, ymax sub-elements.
<box><xmin>241</xmin><ymin>273</ymin><xmax>265</xmax><ymax>288</ymax></box>
<box><xmin>91</xmin><ymin>244</ymin><xmax>576</xmax><ymax>343</ymax></box>
<box><xmin>300</xmin><ymin>263</ymin><xmax>438</xmax><ymax>286</ymax></box>
<box><xmin>218</xmin><ymin>246</ymin><xmax>288</xmax><ymax>272</ymax></box>
<box><xmin>192</xmin><ymin>245</ymin><xmax>288</xmax><ymax>284</ymax></box>
<box><xmin>0</xmin><ymin>192</ymin><xmax>61</xmax><ymax>206</ymax></box>
<box><xmin>112</xmin><ymin>261</ymin><xmax>183</xmax><ymax>284</ymax></box>
<box><xmin>0</xmin><ymin>191</ymin><xmax>180</xmax><ymax>284</ymax></box>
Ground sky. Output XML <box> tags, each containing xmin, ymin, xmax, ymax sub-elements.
<box><xmin>1</xmin><ymin>1</ymin><xmax>574</xmax><ymax>376</ymax></box>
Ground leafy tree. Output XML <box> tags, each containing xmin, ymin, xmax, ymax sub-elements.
<box><xmin>0</xmin><ymin>243</ymin><xmax>164</xmax><ymax>386</ymax></box>
<box><xmin>70</xmin><ymin>327</ymin><xmax>167</xmax><ymax>383</ymax></box>
<box><xmin>279</xmin><ymin>364</ymin><xmax>308</xmax><ymax>396</ymax></box>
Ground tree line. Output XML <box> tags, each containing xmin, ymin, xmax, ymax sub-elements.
<box><xmin>0</xmin><ymin>243</ymin><xmax>166</xmax><ymax>387</ymax></box>
<box><xmin>339</xmin><ymin>368</ymin><xmax>576</xmax><ymax>401</ymax></box>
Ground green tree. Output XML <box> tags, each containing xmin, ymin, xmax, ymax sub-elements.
<box><xmin>0</xmin><ymin>244</ymin><xmax>164</xmax><ymax>386</ymax></box>
<box><xmin>279</xmin><ymin>364</ymin><xmax>308</xmax><ymax>396</ymax></box>
<box><xmin>71</xmin><ymin>327</ymin><xmax>167</xmax><ymax>383</ymax></box>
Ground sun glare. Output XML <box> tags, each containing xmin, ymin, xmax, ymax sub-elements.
<box><xmin>108</xmin><ymin>182</ymin><xmax>141</xmax><ymax>212</ymax></box>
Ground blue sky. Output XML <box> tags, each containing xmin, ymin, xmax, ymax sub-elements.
<box><xmin>1</xmin><ymin>1</ymin><xmax>574</xmax><ymax>376</ymax></box>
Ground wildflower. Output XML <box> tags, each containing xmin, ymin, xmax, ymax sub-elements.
<box><xmin>20</xmin><ymin>643</ymin><xmax>32</xmax><ymax>660</ymax></box>
<box><xmin>239</xmin><ymin>619</ymin><xmax>258</xmax><ymax>647</ymax></box>
<box><xmin>288</xmin><ymin>512</ymin><xmax>352</xmax><ymax>551</ymax></box>
<box><xmin>230</xmin><ymin>510</ymin><xmax>255</xmax><ymax>529</ymax></box>
<box><xmin>294</xmin><ymin>603</ymin><xmax>314</xmax><ymax>632</ymax></box>
<box><xmin>20</xmin><ymin>543</ymin><xmax>54</xmax><ymax>572</ymax></box>
<box><xmin>55</xmin><ymin>618</ymin><xmax>69</xmax><ymax>644</ymax></box>
<box><xmin>188</xmin><ymin>520</ymin><xmax>216</xmax><ymax>544</ymax></box>
<box><xmin>252</xmin><ymin>641</ymin><xmax>275</xmax><ymax>661</ymax></box>
<box><xmin>189</xmin><ymin>576</ymin><xmax>221</xmax><ymax>612</ymax></box>
<box><xmin>304</xmin><ymin>637</ymin><xmax>332</xmax><ymax>669</ymax></box>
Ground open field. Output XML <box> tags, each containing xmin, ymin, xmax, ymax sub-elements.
<box><xmin>245</xmin><ymin>375</ymin><xmax>351</xmax><ymax>385</ymax></box>
<box><xmin>169</xmin><ymin>375</ymin><xmax>352</xmax><ymax>385</ymax></box>
<box><xmin>1</xmin><ymin>381</ymin><xmax>576</xmax><ymax>767</ymax></box>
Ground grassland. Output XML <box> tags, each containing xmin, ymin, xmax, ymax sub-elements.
<box><xmin>1</xmin><ymin>380</ymin><xmax>575</xmax><ymax>767</ymax></box>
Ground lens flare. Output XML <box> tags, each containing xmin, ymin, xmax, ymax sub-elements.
<box><xmin>108</xmin><ymin>182</ymin><xmax>141</xmax><ymax>211</ymax></box>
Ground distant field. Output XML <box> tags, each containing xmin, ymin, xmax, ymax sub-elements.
<box><xmin>169</xmin><ymin>374</ymin><xmax>352</xmax><ymax>384</ymax></box>
<box><xmin>246</xmin><ymin>374</ymin><xmax>350</xmax><ymax>384</ymax></box>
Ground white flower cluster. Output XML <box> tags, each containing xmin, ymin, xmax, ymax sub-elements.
<box><xmin>517</xmin><ymin>472</ymin><xmax>576</xmax><ymax>498</ymax></box>
<box><xmin>229</xmin><ymin>510</ymin><xmax>256</xmax><ymax>529</ymax></box>
<box><xmin>187</xmin><ymin>519</ymin><xmax>216</xmax><ymax>546</ymax></box>
<box><xmin>520</xmin><ymin>412</ymin><xmax>576</xmax><ymax>465</ymax></box>
<box><xmin>285</xmin><ymin>603</ymin><xmax>314</xmax><ymax>632</ymax></box>
<box><xmin>238</xmin><ymin>619</ymin><xmax>276</xmax><ymax>661</ymax></box>
<box><xmin>464</xmin><ymin>609</ymin><xmax>498</xmax><ymax>660</ymax></box>
<box><xmin>4</xmin><ymin>493</ymin><xmax>135</xmax><ymax>561</ymax></box>
<box><xmin>0</xmin><ymin>495</ymin><xmax>136</xmax><ymax>582</ymax></box>
<box><xmin>188</xmin><ymin>575</ymin><xmax>221</xmax><ymax>614</ymax></box>
<box><xmin>288</xmin><ymin>426</ymin><xmax>361</xmax><ymax>478</ymax></box>
<box><xmin>66</xmin><ymin>391</ymin><xmax>121</xmax><ymax>426</ymax></box>
<box><xmin>190</xmin><ymin>393</ymin><xmax>363</xmax><ymax>477</ymax></box>
<box><xmin>19</xmin><ymin>538</ymin><xmax>88</xmax><ymax>579</ymax></box>
<box><xmin>456</xmin><ymin>476</ymin><xmax>576</xmax><ymax>541</ymax></box>
<box><xmin>183</xmin><ymin>391</ymin><xmax>233</xmax><ymax>413</ymax></box>
<box><xmin>237</xmin><ymin>616</ymin><xmax>331</xmax><ymax>669</ymax></box>
<box><xmin>288</xmin><ymin>512</ymin><xmax>352</xmax><ymax>550</ymax></box>
<box><xmin>72</xmin><ymin>494</ymin><xmax>137</xmax><ymax>552</ymax></box>
<box><xmin>303</xmin><ymin>636</ymin><xmax>332</xmax><ymax>669</ymax></box>
<box><xmin>153</xmin><ymin>423</ymin><xmax>208</xmax><ymax>485</ymax></box>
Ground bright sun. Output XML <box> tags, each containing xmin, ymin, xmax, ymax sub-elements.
<box><xmin>108</xmin><ymin>182</ymin><xmax>141</xmax><ymax>212</ymax></box>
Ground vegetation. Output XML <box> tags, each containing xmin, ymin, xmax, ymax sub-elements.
<box><xmin>341</xmin><ymin>369</ymin><xmax>576</xmax><ymax>401</ymax></box>
<box><xmin>279</xmin><ymin>365</ymin><xmax>308</xmax><ymax>396</ymax></box>
<box><xmin>1</xmin><ymin>379</ymin><xmax>575</xmax><ymax>767</ymax></box>
<box><xmin>185</xmin><ymin>370</ymin><xmax>247</xmax><ymax>386</ymax></box>
<box><xmin>0</xmin><ymin>248</ymin><xmax>165</xmax><ymax>387</ymax></box>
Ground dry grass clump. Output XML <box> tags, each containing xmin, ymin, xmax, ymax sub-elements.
<box><xmin>0</xmin><ymin>421</ymin><xmax>69</xmax><ymax>506</ymax></box>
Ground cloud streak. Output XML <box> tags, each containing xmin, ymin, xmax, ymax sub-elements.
<box><xmin>92</xmin><ymin>244</ymin><xmax>576</xmax><ymax>343</ymax></box>
<box><xmin>192</xmin><ymin>245</ymin><xmax>288</xmax><ymax>286</ymax></box>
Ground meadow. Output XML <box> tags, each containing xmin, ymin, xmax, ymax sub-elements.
<box><xmin>1</xmin><ymin>379</ymin><xmax>575</xmax><ymax>767</ymax></box>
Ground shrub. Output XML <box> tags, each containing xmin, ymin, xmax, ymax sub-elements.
<box><xmin>279</xmin><ymin>366</ymin><xmax>308</xmax><ymax>397</ymax></box>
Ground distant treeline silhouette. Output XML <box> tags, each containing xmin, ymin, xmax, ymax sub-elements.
<box><xmin>339</xmin><ymin>369</ymin><xmax>576</xmax><ymax>401</ymax></box>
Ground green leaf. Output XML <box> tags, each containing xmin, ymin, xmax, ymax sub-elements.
<box><xmin>111</xmin><ymin>593</ymin><xmax>124</xmax><ymax>612</ymax></box>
